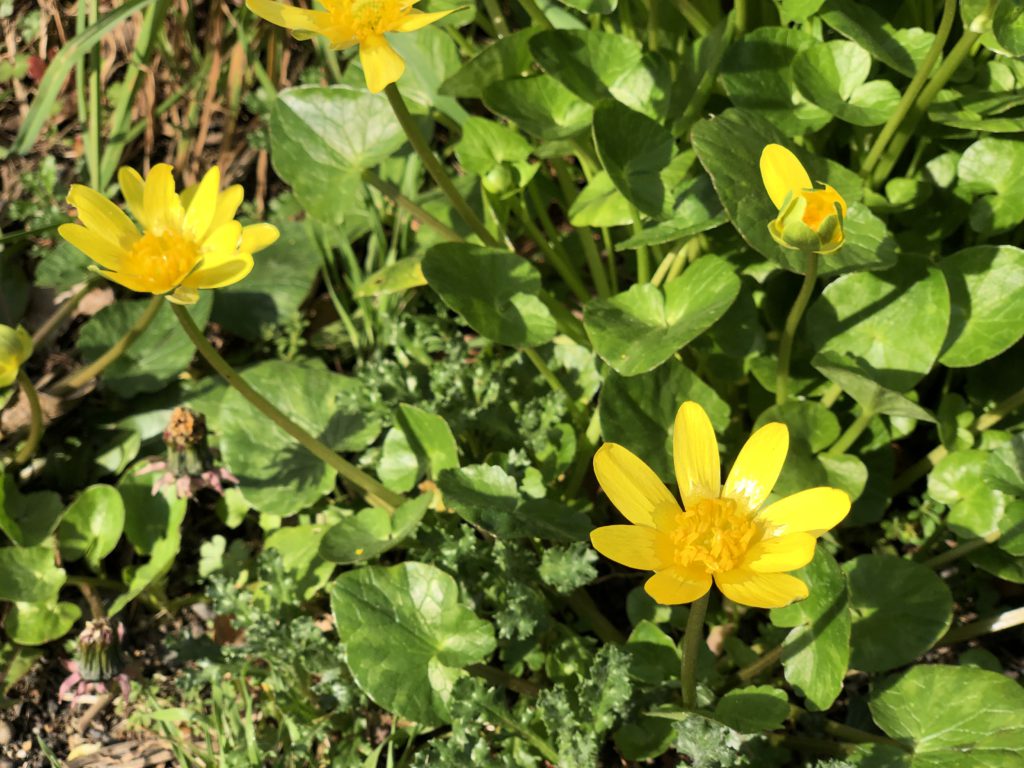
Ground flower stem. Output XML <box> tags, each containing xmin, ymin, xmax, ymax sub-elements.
<box><xmin>827</xmin><ymin>407</ymin><xmax>875</xmax><ymax>456</ymax></box>
<box><xmin>938</xmin><ymin>606</ymin><xmax>1024</xmax><ymax>645</ymax></box>
<box><xmin>681</xmin><ymin>592</ymin><xmax>710</xmax><ymax>709</ymax></box>
<box><xmin>13</xmin><ymin>370</ymin><xmax>43</xmax><ymax>465</ymax></box>
<box><xmin>516</xmin><ymin>0</ymin><xmax>554</xmax><ymax>30</ymax></box>
<box><xmin>361</xmin><ymin>170</ymin><xmax>461</xmax><ymax>242</ymax></box>
<box><xmin>860</xmin><ymin>0</ymin><xmax>956</xmax><ymax>180</ymax></box>
<box><xmin>31</xmin><ymin>279</ymin><xmax>99</xmax><ymax>347</ymax></box>
<box><xmin>628</xmin><ymin>204</ymin><xmax>652</xmax><ymax>283</ymax></box>
<box><xmin>736</xmin><ymin>643</ymin><xmax>784</xmax><ymax>683</ymax></box>
<box><xmin>383</xmin><ymin>83</ymin><xmax>501</xmax><ymax>249</ymax></box>
<box><xmin>522</xmin><ymin>346</ymin><xmax>581</xmax><ymax>422</ymax></box>
<box><xmin>515</xmin><ymin>195</ymin><xmax>589</xmax><ymax>303</ymax></box>
<box><xmin>51</xmin><ymin>294</ymin><xmax>163</xmax><ymax>394</ymax></box>
<box><xmin>776</xmin><ymin>252</ymin><xmax>819</xmax><ymax>405</ymax></box>
<box><xmin>171</xmin><ymin>304</ymin><xmax>404</xmax><ymax>512</ymax></box>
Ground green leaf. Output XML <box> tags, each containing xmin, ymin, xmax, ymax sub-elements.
<box><xmin>614</xmin><ymin>171</ymin><xmax>727</xmax><ymax>250</ymax></box>
<box><xmin>5</xmin><ymin>600</ymin><xmax>80</xmax><ymax>646</ymax></box>
<box><xmin>0</xmin><ymin>545</ymin><xmax>65</xmax><ymax>604</ymax></box>
<box><xmin>584</xmin><ymin>255</ymin><xmax>739</xmax><ymax>376</ymax></box>
<box><xmin>388</xmin><ymin>27</ymin><xmax>465</xmax><ymax>121</ymax></box>
<box><xmin>625</xmin><ymin>620</ymin><xmax>678</xmax><ymax>685</ymax></box>
<box><xmin>483</xmin><ymin>75</ymin><xmax>594</xmax><ymax>140</ymax></box>
<box><xmin>927</xmin><ymin>450</ymin><xmax>1008</xmax><ymax>540</ymax></box>
<box><xmin>994</xmin><ymin>0</ymin><xmax>1024</xmax><ymax>55</ymax></box>
<box><xmin>454</xmin><ymin>116</ymin><xmax>537</xmax><ymax>196</ymax></box>
<box><xmin>329</xmin><ymin>561</ymin><xmax>496</xmax><ymax>726</ymax></box>
<box><xmin>396</xmin><ymin>404</ymin><xmax>459</xmax><ymax>479</ymax></box>
<box><xmin>530</xmin><ymin>29</ymin><xmax>663</xmax><ymax>117</ymax></box>
<box><xmin>438</xmin><ymin>464</ymin><xmax>589</xmax><ymax>541</ymax></box>
<box><xmin>713</xmin><ymin>686</ymin><xmax>790</xmax><ymax>733</ymax></box>
<box><xmin>57</xmin><ymin>484</ymin><xmax>125</xmax><ymax>571</ymax></box>
<box><xmin>754</xmin><ymin>401</ymin><xmax>840</xmax><ymax>453</ymax></box>
<box><xmin>319</xmin><ymin>495</ymin><xmax>431</xmax><ymax>565</ymax></box>
<box><xmin>215</xmin><ymin>360</ymin><xmax>381</xmax><ymax>517</ymax></box>
<box><xmin>554</xmin><ymin>0</ymin><xmax>617</xmax><ymax>12</ymax></box>
<box><xmin>869</xmin><ymin>664</ymin><xmax>1024</xmax><ymax>766</ymax></box>
<box><xmin>771</xmin><ymin>550</ymin><xmax>851</xmax><ymax>711</ymax></box>
<box><xmin>354</xmin><ymin>256</ymin><xmax>427</xmax><ymax>298</ymax></box>
<box><xmin>820</xmin><ymin>0</ymin><xmax>935</xmax><ymax>77</ymax></box>
<box><xmin>592</xmin><ymin>101</ymin><xmax>675</xmax><ymax>217</ymax></box>
<box><xmin>118</xmin><ymin>465</ymin><xmax>188</xmax><ymax>556</ymax></box>
<box><xmin>956</xmin><ymin>139</ymin><xmax>1024</xmax><ymax>235</ymax></box>
<box><xmin>568</xmin><ymin>171</ymin><xmax>633</xmax><ymax>227</ymax></box>
<box><xmin>806</xmin><ymin>263</ymin><xmax>950</xmax><ymax>392</ymax></box>
<box><xmin>440</xmin><ymin>29</ymin><xmax>540</xmax><ymax>99</ymax></box>
<box><xmin>76</xmin><ymin>295</ymin><xmax>211</xmax><ymax>398</ymax></box>
<box><xmin>719</xmin><ymin>27</ymin><xmax>831</xmax><ymax>135</ymax></box>
<box><xmin>422</xmin><ymin>243</ymin><xmax>556</xmax><ymax>347</ymax></box>
<box><xmin>691</xmin><ymin>108</ymin><xmax>897</xmax><ymax>276</ymax></box>
<box><xmin>213</xmin><ymin>221</ymin><xmax>322</xmax><ymax>341</ymax></box>
<box><xmin>939</xmin><ymin>245</ymin><xmax>1024</xmax><ymax>368</ymax></box>
<box><xmin>793</xmin><ymin>40</ymin><xmax>901</xmax><ymax>126</ymax></box>
<box><xmin>812</xmin><ymin>352</ymin><xmax>937</xmax><ymax>421</ymax></box>
<box><xmin>844</xmin><ymin>554</ymin><xmax>952</xmax><ymax>673</ymax></box>
<box><xmin>598</xmin><ymin>359</ymin><xmax>730</xmax><ymax>482</ymax></box>
<box><xmin>0</xmin><ymin>472</ymin><xmax>64</xmax><ymax>548</ymax></box>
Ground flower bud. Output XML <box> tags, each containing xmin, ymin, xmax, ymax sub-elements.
<box><xmin>768</xmin><ymin>186</ymin><xmax>846</xmax><ymax>255</ymax></box>
<box><xmin>77</xmin><ymin>618</ymin><xmax>124</xmax><ymax>683</ymax></box>
<box><xmin>0</xmin><ymin>324</ymin><xmax>33</xmax><ymax>387</ymax></box>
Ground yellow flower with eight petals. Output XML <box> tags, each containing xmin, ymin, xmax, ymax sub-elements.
<box><xmin>590</xmin><ymin>401</ymin><xmax>850</xmax><ymax>608</ymax></box>
<box><xmin>760</xmin><ymin>143</ymin><xmax>847</xmax><ymax>255</ymax></box>
<box><xmin>58</xmin><ymin>165</ymin><xmax>279</xmax><ymax>305</ymax></box>
<box><xmin>246</xmin><ymin>0</ymin><xmax>455</xmax><ymax>94</ymax></box>
<box><xmin>0</xmin><ymin>324</ymin><xmax>33</xmax><ymax>388</ymax></box>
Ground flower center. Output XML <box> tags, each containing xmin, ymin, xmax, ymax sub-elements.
<box><xmin>330</xmin><ymin>0</ymin><xmax>404</xmax><ymax>39</ymax></box>
<box><xmin>124</xmin><ymin>231</ymin><xmax>200</xmax><ymax>293</ymax></box>
<box><xmin>798</xmin><ymin>187</ymin><xmax>844</xmax><ymax>230</ymax></box>
<box><xmin>668</xmin><ymin>498</ymin><xmax>761</xmax><ymax>573</ymax></box>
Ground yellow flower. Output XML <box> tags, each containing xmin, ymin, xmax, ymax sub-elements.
<box><xmin>246</xmin><ymin>0</ymin><xmax>455</xmax><ymax>94</ymax></box>
<box><xmin>58</xmin><ymin>165</ymin><xmax>279</xmax><ymax>305</ymax></box>
<box><xmin>0</xmin><ymin>325</ymin><xmax>33</xmax><ymax>388</ymax></box>
<box><xmin>590</xmin><ymin>402</ymin><xmax>850</xmax><ymax>608</ymax></box>
<box><xmin>760</xmin><ymin>143</ymin><xmax>847</xmax><ymax>255</ymax></box>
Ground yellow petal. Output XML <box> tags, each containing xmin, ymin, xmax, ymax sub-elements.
<box><xmin>715</xmin><ymin>569</ymin><xmax>808</xmax><ymax>608</ymax></box>
<box><xmin>183</xmin><ymin>166</ymin><xmax>220</xmax><ymax>241</ymax></box>
<box><xmin>673</xmin><ymin>401</ymin><xmax>721</xmax><ymax>511</ymax></box>
<box><xmin>758</xmin><ymin>487</ymin><xmax>851</xmax><ymax>536</ymax></box>
<box><xmin>97</xmin><ymin>269</ymin><xmax>155</xmax><ymax>294</ymax></box>
<box><xmin>644</xmin><ymin>567</ymin><xmax>712</xmax><ymax>605</ymax></box>
<box><xmin>58</xmin><ymin>223</ymin><xmax>129</xmax><ymax>271</ymax></box>
<box><xmin>723</xmin><ymin>422</ymin><xmax>789</xmax><ymax>515</ymax></box>
<box><xmin>117</xmin><ymin>166</ymin><xmax>145</xmax><ymax>223</ymax></box>
<box><xmin>181</xmin><ymin>251</ymin><xmax>254</xmax><ymax>290</ymax></box>
<box><xmin>66</xmin><ymin>185</ymin><xmax>139</xmax><ymax>249</ymax></box>
<box><xmin>760</xmin><ymin>144</ymin><xmax>812</xmax><ymax>210</ymax></box>
<box><xmin>743</xmin><ymin>533</ymin><xmax>816</xmax><ymax>573</ymax></box>
<box><xmin>202</xmin><ymin>221</ymin><xmax>243</xmax><ymax>253</ymax></box>
<box><xmin>143</xmin><ymin>163</ymin><xmax>183</xmax><ymax>234</ymax></box>
<box><xmin>168</xmin><ymin>285</ymin><xmax>200</xmax><ymax>305</ymax></box>
<box><xmin>590</xmin><ymin>525</ymin><xmax>663</xmax><ymax>571</ymax></box>
<box><xmin>392</xmin><ymin>8</ymin><xmax>456</xmax><ymax>32</ymax></box>
<box><xmin>245</xmin><ymin>0</ymin><xmax>331</xmax><ymax>31</ymax></box>
<box><xmin>359</xmin><ymin>34</ymin><xmax>405</xmax><ymax>94</ymax></box>
<box><xmin>239</xmin><ymin>222</ymin><xmax>280</xmax><ymax>254</ymax></box>
<box><xmin>210</xmin><ymin>185</ymin><xmax>245</xmax><ymax>232</ymax></box>
<box><xmin>594</xmin><ymin>443</ymin><xmax>680</xmax><ymax>526</ymax></box>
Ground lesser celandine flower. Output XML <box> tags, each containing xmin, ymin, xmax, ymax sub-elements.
<box><xmin>590</xmin><ymin>402</ymin><xmax>850</xmax><ymax>609</ymax></box>
<box><xmin>58</xmin><ymin>165</ymin><xmax>278</xmax><ymax>305</ymax></box>
<box><xmin>246</xmin><ymin>0</ymin><xmax>455</xmax><ymax>94</ymax></box>
<box><xmin>0</xmin><ymin>324</ymin><xmax>33</xmax><ymax>387</ymax></box>
<box><xmin>760</xmin><ymin>143</ymin><xmax>847</xmax><ymax>255</ymax></box>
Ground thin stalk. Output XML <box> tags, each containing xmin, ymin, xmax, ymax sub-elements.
<box><xmin>734</xmin><ymin>0</ymin><xmax>748</xmax><ymax>35</ymax></box>
<box><xmin>31</xmin><ymin>279</ymin><xmax>99</xmax><ymax>346</ymax></box>
<box><xmin>383</xmin><ymin>84</ymin><xmax>500</xmax><ymax>248</ymax></box>
<box><xmin>51</xmin><ymin>295</ymin><xmax>163</xmax><ymax>394</ymax></box>
<box><xmin>736</xmin><ymin>643</ymin><xmax>784</xmax><ymax>683</ymax></box>
<box><xmin>938</xmin><ymin>606</ymin><xmax>1024</xmax><ymax>645</ymax></box>
<box><xmin>651</xmin><ymin>246</ymin><xmax>687</xmax><ymax>287</ymax></box>
<box><xmin>827</xmin><ymin>408</ymin><xmax>875</xmax><ymax>456</ymax></box>
<box><xmin>481</xmin><ymin>0</ymin><xmax>510</xmax><ymax>36</ymax></box>
<box><xmin>681</xmin><ymin>593</ymin><xmax>710</xmax><ymax>708</ymax></box>
<box><xmin>860</xmin><ymin>0</ymin><xmax>956</xmax><ymax>179</ymax></box>
<box><xmin>924</xmin><ymin>533</ymin><xmax>998</xmax><ymax>569</ymax></box>
<box><xmin>467</xmin><ymin>663</ymin><xmax>541</xmax><ymax>697</ymax></box>
<box><xmin>13</xmin><ymin>370</ymin><xmax>43</xmax><ymax>465</ymax></box>
<box><xmin>672</xmin><ymin>0</ymin><xmax>713</xmax><ymax>35</ymax></box>
<box><xmin>675</xmin><ymin>13</ymin><xmax>734</xmax><ymax>136</ymax></box>
<box><xmin>566</xmin><ymin>588</ymin><xmax>626</xmax><ymax>644</ymax></box>
<box><xmin>550</xmin><ymin>158</ymin><xmax>610</xmax><ymax>298</ymax></box>
<box><xmin>171</xmin><ymin>304</ymin><xmax>404</xmax><ymax>512</ymax></box>
<box><xmin>515</xmin><ymin>197</ymin><xmax>589</xmax><ymax>303</ymax></box>
<box><xmin>819</xmin><ymin>382</ymin><xmax>843</xmax><ymax>409</ymax></box>
<box><xmin>85</xmin><ymin>0</ymin><xmax>101</xmax><ymax>189</ymax></box>
<box><xmin>628</xmin><ymin>204</ymin><xmax>652</xmax><ymax>283</ymax></box>
<box><xmin>361</xmin><ymin>170</ymin><xmax>461</xmax><ymax>242</ymax></box>
<box><xmin>527</xmin><ymin>185</ymin><xmax>590</xmax><ymax>301</ymax></box>
<box><xmin>776</xmin><ymin>252</ymin><xmax>819</xmax><ymax>405</ymax></box>
<box><xmin>539</xmin><ymin>292</ymin><xmax>589</xmax><ymax>346</ymax></box>
<box><xmin>522</xmin><ymin>346</ymin><xmax>580</xmax><ymax>422</ymax></box>
<box><xmin>516</xmin><ymin>0</ymin><xmax>554</xmax><ymax>29</ymax></box>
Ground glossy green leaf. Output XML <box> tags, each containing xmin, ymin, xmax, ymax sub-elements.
<box><xmin>771</xmin><ymin>550</ymin><xmax>850</xmax><ymax>711</ymax></box>
<box><xmin>58</xmin><ymin>484</ymin><xmax>125</xmax><ymax>570</ymax></box>
<box><xmin>355</xmin><ymin>256</ymin><xmax>427</xmax><ymax>299</ymax></box>
<box><xmin>869</xmin><ymin>664</ymin><xmax>1024</xmax><ymax>767</ymax></box>
<box><xmin>927</xmin><ymin>450</ymin><xmax>1008</xmax><ymax>541</ymax></box>
<box><xmin>584</xmin><ymin>255</ymin><xmax>739</xmax><ymax>376</ymax></box>
<box><xmin>820</xmin><ymin>0</ymin><xmax>935</xmax><ymax>77</ymax></box>
<box><xmin>845</xmin><ymin>555</ymin><xmax>952</xmax><ymax>673</ymax></box>
<box><xmin>0</xmin><ymin>472</ymin><xmax>64</xmax><ymax>548</ymax></box>
<box><xmin>5</xmin><ymin>600</ymin><xmax>80</xmax><ymax>646</ymax></box>
<box><xmin>793</xmin><ymin>40</ymin><xmax>901</xmax><ymax>126</ymax></box>
<box><xmin>422</xmin><ymin>243</ymin><xmax>556</xmax><ymax>348</ymax></box>
<box><xmin>813</xmin><ymin>352</ymin><xmax>937</xmax><ymax>421</ymax></box>
<box><xmin>755</xmin><ymin>401</ymin><xmax>840</xmax><ymax>453</ymax></box>
<box><xmin>994</xmin><ymin>0</ymin><xmax>1024</xmax><ymax>55</ymax></box>
<box><xmin>713</xmin><ymin>686</ymin><xmax>790</xmax><ymax>733</ymax></box>
<box><xmin>593</xmin><ymin>101</ymin><xmax>675</xmax><ymax>217</ymax></box>
<box><xmin>216</xmin><ymin>360</ymin><xmax>381</xmax><ymax>517</ymax></box>
<box><xmin>956</xmin><ymin>139</ymin><xmax>1024</xmax><ymax>235</ymax></box>
<box><xmin>454</xmin><ymin>116</ymin><xmax>537</xmax><ymax>196</ymax></box>
<box><xmin>330</xmin><ymin>561</ymin><xmax>496</xmax><ymax>726</ymax></box>
<box><xmin>388</xmin><ymin>27</ymin><xmax>465</xmax><ymax>121</ymax></box>
<box><xmin>319</xmin><ymin>495</ymin><xmax>430</xmax><ymax>565</ymax></box>
<box><xmin>568</xmin><ymin>171</ymin><xmax>633</xmax><ymax>227</ymax></box>
<box><xmin>0</xmin><ymin>545</ymin><xmax>65</xmax><ymax>604</ymax></box>
<box><xmin>439</xmin><ymin>29</ymin><xmax>540</xmax><ymax>99</ymax></box>
<box><xmin>625</xmin><ymin>620</ymin><xmax>677</xmax><ymax>685</ymax></box>
<box><xmin>483</xmin><ymin>75</ymin><xmax>594</xmax><ymax>140</ymax></box>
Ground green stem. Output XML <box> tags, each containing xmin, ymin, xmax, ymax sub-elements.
<box><xmin>171</xmin><ymin>304</ymin><xmax>404</xmax><ymax>512</ymax></box>
<box><xmin>539</xmin><ymin>292</ymin><xmax>589</xmax><ymax>346</ymax></box>
<box><xmin>736</xmin><ymin>643</ymin><xmax>784</xmax><ymax>683</ymax></box>
<box><xmin>551</xmin><ymin>158</ymin><xmax>610</xmax><ymax>298</ymax></box>
<box><xmin>827</xmin><ymin>407</ymin><xmax>875</xmax><ymax>456</ymax></box>
<box><xmin>776</xmin><ymin>252</ymin><xmax>819</xmax><ymax>405</ymax></box>
<box><xmin>628</xmin><ymin>204</ymin><xmax>652</xmax><ymax>283</ymax></box>
<box><xmin>819</xmin><ymin>382</ymin><xmax>843</xmax><ymax>409</ymax></box>
<box><xmin>383</xmin><ymin>84</ymin><xmax>501</xmax><ymax>249</ymax></box>
<box><xmin>675</xmin><ymin>13</ymin><xmax>734</xmax><ymax>136</ymax></box>
<box><xmin>467</xmin><ymin>663</ymin><xmax>541</xmax><ymax>697</ymax></box>
<box><xmin>671</xmin><ymin>0</ymin><xmax>712</xmax><ymax>34</ymax></box>
<box><xmin>938</xmin><ymin>606</ymin><xmax>1024</xmax><ymax>645</ymax></box>
<box><xmin>527</xmin><ymin>185</ymin><xmax>591</xmax><ymax>302</ymax></box>
<box><xmin>361</xmin><ymin>170</ymin><xmax>461</xmax><ymax>242</ymax></box>
<box><xmin>51</xmin><ymin>295</ymin><xmax>163</xmax><ymax>394</ymax></box>
<box><xmin>13</xmin><ymin>370</ymin><xmax>43</xmax><ymax>465</ymax></box>
<box><xmin>734</xmin><ymin>0</ymin><xmax>748</xmax><ymax>35</ymax></box>
<box><xmin>85</xmin><ymin>0</ymin><xmax>101</xmax><ymax>189</ymax></box>
<box><xmin>31</xmin><ymin>279</ymin><xmax>98</xmax><ymax>346</ymax></box>
<box><xmin>515</xmin><ymin>197</ymin><xmax>589</xmax><ymax>303</ymax></box>
<box><xmin>860</xmin><ymin>0</ymin><xmax>956</xmax><ymax>179</ymax></box>
<box><xmin>516</xmin><ymin>0</ymin><xmax>554</xmax><ymax>29</ymax></box>
<box><xmin>481</xmin><ymin>0</ymin><xmax>510</xmax><ymax>36</ymax></box>
<box><xmin>681</xmin><ymin>592</ymin><xmax>710</xmax><ymax>709</ymax></box>
<box><xmin>924</xmin><ymin>533</ymin><xmax>998</xmax><ymax>569</ymax></box>
<box><xmin>566</xmin><ymin>588</ymin><xmax>626</xmax><ymax>644</ymax></box>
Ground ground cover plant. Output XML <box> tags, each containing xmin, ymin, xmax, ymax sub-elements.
<box><xmin>1</xmin><ymin>0</ymin><xmax>1023</xmax><ymax>765</ymax></box>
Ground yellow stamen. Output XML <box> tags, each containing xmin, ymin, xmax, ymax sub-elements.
<box><xmin>123</xmin><ymin>231</ymin><xmax>201</xmax><ymax>294</ymax></box>
<box><xmin>667</xmin><ymin>498</ymin><xmax>761</xmax><ymax>573</ymax></box>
